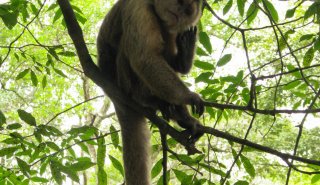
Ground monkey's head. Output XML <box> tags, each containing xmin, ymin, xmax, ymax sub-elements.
<box><xmin>154</xmin><ymin>0</ymin><xmax>203</xmax><ymax>33</ymax></box>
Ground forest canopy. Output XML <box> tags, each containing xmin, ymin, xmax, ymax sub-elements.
<box><xmin>1</xmin><ymin>0</ymin><xmax>320</xmax><ymax>184</ymax></box>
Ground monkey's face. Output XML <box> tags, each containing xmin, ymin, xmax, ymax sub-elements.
<box><xmin>154</xmin><ymin>0</ymin><xmax>202</xmax><ymax>32</ymax></box>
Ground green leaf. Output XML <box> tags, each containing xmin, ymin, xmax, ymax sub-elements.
<box><xmin>17</xmin><ymin>109</ymin><xmax>36</xmax><ymax>126</ymax></box>
<box><xmin>30</xmin><ymin>70</ymin><xmax>38</xmax><ymax>86</ymax></box>
<box><xmin>16</xmin><ymin>157</ymin><xmax>30</xmax><ymax>177</ymax></box>
<box><xmin>68</xmin><ymin>125</ymin><xmax>91</xmax><ymax>135</ymax></box>
<box><xmin>223</xmin><ymin>0</ymin><xmax>233</xmax><ymax>15</ymax></box>
<box><xmin>285</xmin><ymin>8</ymin><xmax>295</xmax><ymax>19</ymax></box>
<box><xmin>50</xmin><ymin>161</ymin><xmax>62</xmax><ymax>185</ymax></box>
<box><xmin>195</xmin><ymin>72</ymin><xmax>212</xmax><ymax>84</ymax></box>
<box><xmin>6</xmin><ymin>123</ymin><xmax>22</xmax><ymax>130</ymax></box>
<box><xmin>57</xmin><ymin>51</ymin><xmax>76</xmax><ymax>57</ymax></box>
<box><xmin>54</xmin><ymin>68</ymin><xmax>68</xmax><ymax>78</ymax></box>
<box><xmin>97</xmin><ymin>137</ymin><xmax>107</xmax><ymax>185</ymax></box>
<box><xmin>47</xmin><ymin>3</ymin><xmax>58</xmax><ymax>12</ymax></box>
<box><xmin>30</xmin><ymin>3</ymin><xmax>38</xmax><ymax>15</ymax></box>
<box><xmin>151</xmin><ymin>159</ymin><xmax>163</xmax><ymax>179</ymax></box>
<box><xmin>109</xmin><ymin>155</ymin><xmax>124</xmax><ymax>177</ymax></box>
<box><xmin>196</xmin><ymin>47</ymin><xmax>208</xmax><ymax>56</ymax></box>
<box><xmin>217</xmin><ymin>54</ymin><xmax>232</xmax><ymax>67</ymax></box>
<box><xmin>42</xmin><ymin>76</ymin><xmax>47</xmax><ymax>88</ymax></box>
<box><xmin>69</xmin><ymin>160</ymin><xmax>95</xmax><ymax>171</ymax></box>
<box><xmin>283</xmin><ymin>80</ymin><xmax>302</xmax><ymax>90</ymax></box>
<box><xmin>240</xmin><ymin>155</ymin><xmax>255</xmax><ymax>177</ymax></box>
<box><xmin>194</xmin><ymin>60</ymin><xmax>214</xmax><ymax>70</ymax></box>
<box><xmin>314</xmin><ymin>37</ymin><xmax>320</xmax><ymax>51</ymax></box>
<box><xmin>173</xmin><ymin>169</ymin><xmax>192</xmax><ymax>183</ymax></box>
<box><xmin>71</xmin><ymin>5</ymin><xmax>84</xmax><ymax>14</ymax></box>
<box><xmin>303</xmin><ymin>47</ymin><xmax>314</xmax><ymax>67</ymax></box>
<box><xmin>30</xmin><ymin>177</ymin><xmax>49</xmax><ymax>183</ymax></box>
<box><xmin>312</xmin><ymin>174</ymin><xmax>320</xmax><ymax>184</ymax></box>
<box><xmin>199</xmin><ymin>32</ymin><xmax>212</xmax><ymax>54</ymax></box>
<box><xmin>0</xmin><ymin>110</ymin><xmax>6</xmax><ymax>126</ymax></box>
<box><xmin>0</xmin><ymin>147</ymin><xmax>19</xmax><ymax>157</ymax></box>
<box><xmin>40</xmin><ymin>159</ymin><xmax>49</xmax><ymax>175</ymax></box>
<box><xmin>16</xmin><ymin>69</ymin><xmax>30</xmax><ymax>80</ymax></box>
<box><xmin>157</xmin><ymin>171</ymin><xmax>170</xmax><ymax>185</ymax></box>
<box><xmin>45</xmin><ymin>125</ymin><xmax>63</xmax><ymax>136</ymax></box>
<box><xmin>78</xmin><ymin>142</ymin><xmax>90</xmax><ymax>154</ymax></box>
<box><xmin>237</xmin><ymin>0</ymin><xmax>245</xmax><ymax>16</ymax></box>
<box><xmin>75</xmin><ymin>12</ymin><xmax>87</xmax><ymax>24</ymax></box>
<box><xmin>110</xmin><ymin>125</ymin><xmax>119</xmax><ymax>148</ymax></box>
<box><xmin>231</xmin><ymin>149</ymin><xmax>241</xmax><ymax>167</ymax></box>
<box><xmin>263</xmin><ymin>0</ymin><xmax>278</xmax><ymax>22</ymax></box>
<box><xmin>53</xmin><ymin>9</ymin><xmax>62</xmax><ymax>23</ymax></box>
<box><xmin>304</xmin><ymin>3</ymin><xmax>320</xmax><ymax>20</ymax></box>
<box><xmin>45</xmin><ymin>141</ymin><xmax>60</xmax><ymax>151</ymax></box>
<box><xmin>0</xmin><ymin>11</ymin><xmax>19</xmax><ymax>29</ymax></box>
<box><xmin>0</xmin><ymin>5</ymin><xmax>10</xmax><ymax>15</ymax></box>
<box><xmin>299</xmin><ymin>34</ymin><xmax>315</xmax><ymax>42</ymax></box>
<box><xmin>234</xmin><ymin>180</ymin><xmax>249</xmax><ymax>185</ymax></box>
<box><xmin>247</xmin><ymin>2</ymin><xmax>259</xmax><ymax>25</ymax></box>
<box><xmin>59</xmin><ymin>165</ymin><xmax>80</xmax><ymax>183</ymax></box>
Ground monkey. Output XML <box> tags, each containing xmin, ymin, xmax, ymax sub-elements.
<box><xmin>97</xmin><ymin>0</ymin><xmax>204</xmax><ymax>184</ymax></box>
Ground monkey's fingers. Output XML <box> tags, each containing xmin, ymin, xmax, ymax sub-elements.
<box><xmin>196</xmin><ymin>100</ymin><xmax>204</xmax><ymax>116</ymax></box>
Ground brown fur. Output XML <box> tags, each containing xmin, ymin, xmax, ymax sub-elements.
<box><xmin>97</xmin><ymin>0</ymin><xmax>203</xmax><ymax>184</ymax></box>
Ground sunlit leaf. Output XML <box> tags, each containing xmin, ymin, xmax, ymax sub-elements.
<box><xmin>6</xmin><ymin>123</ymin><xmax>22</xmax><ymax>130</ymax></box>
<box><xmin>97</xmin><ymin>136</ymin><xmax>107</xmax><ymax>185</ymax></box>
<box><xmin>314</xmin><ymin>37</ymin><xmax>320</xmax><ymax>51</ymax></box>
<box><xmin>16</xmin><ymin>157</ymin><xmax>30</xmax><ymax>177</ymax></box>
<box><xmin>223</xmin><ymin>0</ymin><xmax>233</xmax><ymax>15</ymax></box>
<box><xmin>110</xmin><ymin>125</ymin><xmax>119</xmax><ymax>148</ymax></box>
<box><xmin>234</xmin><ymin>180</ymin><xmax>249</xmax><ymax>185</ymax></box>
<box><xmin>53</xmin><ymin>9</ymin><xmax>62</xmax><ymax>23</ymax></box>
<box><xmin>16</xmin><ymin>69</ymin><xmax>30</xmax><ymax>80</ymax></box>
<box><xmin>0</xmin><ymin>147</ymin><xmax>19</xmax><ymax>157</ymax></box>
<box><xmin>194</xmin><ymin>60</ymin><xmax>214</xmax><ymax>70</ymax></box>
<box><xmin>303</xmin><ymin>47</ymin><xmax>314</xmax><ymax>67</ymax></box>
<box><xmin>50</xmin><ymin>161</ymin><xmax>62</xmax><ymax>185</ymax></box>
<box><xmin>217</xmin><ymin>54</ymin><xmax>232</xmax><ymax>67</ymax></box>
<box><xmin>237</xmin><ymin>0</ymin><xmax>245</xmax><ymax>16</ymax></box>
<box><xmin>199</xmin><ymin>32</ymin><xmax>212</xmax><ymax>54</ymax></box>
<box><xmin>263</xmin><ymin>0</ymin><xmax>278</xmax><ymax>22</ymax></box>
<box><xmin>312</xmin><ymin>174</ymin><xmax>320</xmax><ymax>184</ymax></box>
<box><xmin>69</xmin><ymin>160</ymin><xmax>95</xmax><ymax>171</ymax></box>
<box><xmin>152</xmin><ymin>159</ymin><xmax>163</xmax><ymax>179</ymax></box>
<box><xmin>42</xmin><ymin>76</ymin><xmax>47</xmax><ymax>89</ymax></box>
<box><xmin>0</xmin><ymin>110</ymin><xmax>6</xmax><ymax>126</ymax></box>
<box><xmin>247</xmin><ymin>2</ymin><xmax>259</xmax><ymax>25</ymax></box>
<box><xmin>30</xmin><ymin>70</ymin><xmax>38</xmax><ymax>86</ymax></box>
<box><xmin>299</xmin><ymin>34</ymin><xmax>315</xmax><ymax>42</ymax></box>
<box><xmin>109</xmin><ymin>155</ymin><xmax>124</xmax><ymax>177</ymax></box>
<box><xmin>17</xmin><ymin>109</ymin><xmax>36</xmax><ymax>126</ymax></box>
<box><xmin>240</xmin><ymin>155</ymin><xmax>255</xmax><ymax>177</ymax></box>
<box><xmin>285</xmin><ymin>8</ymin><xmax>295</xmax><ymax>19</ymax></box>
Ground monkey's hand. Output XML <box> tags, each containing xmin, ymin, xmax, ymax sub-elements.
<box><xmin>187</xmin><ymin>92</ymin><xmax>205</xmax><ymax>116</ymax></box>
<box><xmin>177</xmin><ymin>26</ymin><xmax>197</xmax><ymax>51</ymax></box>
<box><xmin>174</xmin><ymin>27</ymin><xmax>197</xmax><ymax>74</ymax></box>
<box><xmin>158</xmin><ymin>102</ymin><xmax>176</xmax><ymax>121</ymax></box>
<box><xmin>180</xmin><ymin>118</ymin><xmax>204</xmax><ymax>144</ymax></box>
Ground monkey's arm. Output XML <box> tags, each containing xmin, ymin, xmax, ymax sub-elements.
<box><xmin>168</xmin><ymin>27</ymin><xmax>197</xmax><ymax>74</ymax></box>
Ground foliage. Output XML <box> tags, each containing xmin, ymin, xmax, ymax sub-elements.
<box><xmin>1</xmin><ymin>0</ymin><xmax>320</xmax><ymax>184</ymax></box>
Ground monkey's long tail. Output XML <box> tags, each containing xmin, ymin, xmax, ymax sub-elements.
<box><xmin>115</xmin><ymin>105</ymin><xmax>151</xmax><ymax>185</ymax></box>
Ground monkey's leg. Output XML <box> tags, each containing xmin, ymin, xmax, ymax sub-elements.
<box><xmin>114</xmin><ymin>103</ymin><xmax>151</xmax><ymax>185</ymax></box>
